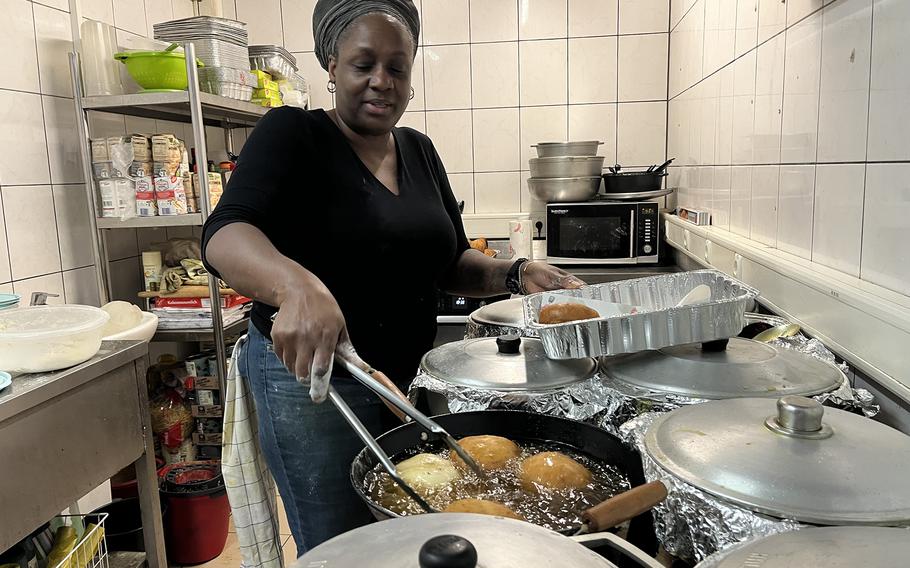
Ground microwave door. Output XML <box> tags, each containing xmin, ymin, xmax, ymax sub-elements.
<box><xmin>548</xmin><ymin>205</ymin><xmax>634</xmax><ymax>262</ymax></box>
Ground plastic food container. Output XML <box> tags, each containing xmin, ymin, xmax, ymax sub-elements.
<box><xmin>0</xmin><ymin>306</ymin><xmax>110</xmax><ymax>373</ymax></box>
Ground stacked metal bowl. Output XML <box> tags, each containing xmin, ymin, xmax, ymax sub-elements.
<box><xmin>527</xmin><ymin>141</ymin><xmax>604</xmax><ymax>203</ymax></box>
<box><xmin>153</xmin><ymin>16</ymin><xmax>255</xmax><ymax>101</ymax></box>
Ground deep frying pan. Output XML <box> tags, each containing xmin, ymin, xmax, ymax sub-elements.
<box><xmin>349</xmin><ymin>410</ymin><xmax>658</xmax><ymax>555</ymax></box>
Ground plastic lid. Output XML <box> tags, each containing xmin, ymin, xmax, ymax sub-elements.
<box><xmin>0</xmin><ymin>306</ymin><xmax>110</xmax><ymax>339</ymax></box>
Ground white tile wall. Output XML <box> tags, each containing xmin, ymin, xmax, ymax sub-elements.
<box><xmin>619</xmin><ymin>0</ymin><xmax>670</xmax><ymax>34</ymax></box>
<box><xmin>816</xmin><ymin>0</ymin><xmax>872</xmax><ymax>163</ymax></box>
<box><xmin>812</xmin><ymin>164</ymin><xmax>864</xmax><ymax>275</ymax></box>
<box><xmin>776</xmin><ymin>165</ymin><xmax>815</xmax><ymax>258</ymax></box>
<box><xmin>519</xmin><ymin>105</ymin><xmax>567</xmax><ymax>165</ymax></box>
<box><xmin>861</xmin><ymin>163</ymin><xmax>910</xmax><ymax>296</ymax></box>
<box><xmin>423</xmin><ymin>0</ymin><xmax>470</xmax><ymax>45</ymax></box>
<box><xmin>521</xmin><ymin>39</ymin><xmax>568</xmax><ymax>106</ymax></box>
<box><xmin>471</xmin><ymin>42</ymin><xmax>519</xmax><ymax>108</ymax></box>
<box><xmin>669</xmin><ymin>0</ymin><xmax>910</xmax><ymax>302</ymax></box>
<box><xmin>618</xmin><ymin>34</ymin><xmax>668</xmax><ymax>101</ymax></box>
<box><xmin>569</xmin><ymin>36</ymin><xmax>617</xmax><ymax>104</ymax></box>
<box><xmin>617</xmin><ymin>101</ymin><xmax>667</xmax><ymax>166</ymax></box>
<box><xmin>470</xmin><ymin>0</ymin><xmax>518</xmax><ymax>42</ymax></box>
<box><xmin>3</xmin><ymin>0</ymin><xmax>41</xmax><ymax>94</ymax></box>
<box><xmin>424</xmin><ymin>44</ymin><xmax>472</xmax><ymax>110</ymax></box>
<box><xmin>568</xmin><ymin>104</ymin><xmax>617</xmax><ymax>162</ymax></box>
<box><xmin>3</xmin><ymin>185</ymin><xmax>61</xmax><ymax>280</ymax></box>
<box><xmin>34</xmin><ymin>4</ymin><xmax>73</xmax><ymax>98</ymax></box>
<box><xmin>0</xmin><ymin>191</ymin><xmax>11</xmax><ymax>284</ymax></box>
<box><xmin>866</xmin><ymin>0</ymin><xmax>910</xmax><ymax>161</ymax></box>
<box><xmin>519</xmin><ymin>0</ymin><xmax>568</xmax><ymax>41</ymax></box>
<box><xmin>472</xmin><ymin>108</ymin><xmax>520</xmax><ymax>172</ymax></box>
<box><xmin>570</xmin><ymin>0</ymin><xmax>618</xmax><ymax>38</ymax></box>
<box><xmin>474</xmin><ymin>171</ymin><xmax>520</xmax><ymax>213</ymax></box>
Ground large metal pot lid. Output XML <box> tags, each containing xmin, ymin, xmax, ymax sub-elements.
<box><xmin>645</xmin><ymin>397</ymin><xmax>910</xmax><ymax>525</ymax></box>
<box><xmin>420</xmin><ymin>336</ymin><xmax>596</xmax><ymax>391</ymax></box>
<box><xmin>698</xmin><ymin>526</ymin><xmax>910</xmax><ymax>568</ymax></box>
<box><xmin>601</xmin><ymin>337</ymin><xmax>844</xmax><ymax>399</ymax></box>
<box><xmin>293</xmin><ymin>513</ymin><xmax>616</xmax><ymax>567</ymax></box>
<box><xmin>469</xmin><ymin>298</ymin><xmax>526</xmax><ymax>327</ymax></box>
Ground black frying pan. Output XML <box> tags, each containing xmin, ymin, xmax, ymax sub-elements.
<box><xmin>349</xmin><ymin>410</ymin><xmax>658</xmax><ymax>557</ymax></box>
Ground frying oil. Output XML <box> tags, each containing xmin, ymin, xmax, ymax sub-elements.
<box><xmin>364</xmin><ymin>441</ymin><xmax>629</xmax><ymax>532</ymax></box>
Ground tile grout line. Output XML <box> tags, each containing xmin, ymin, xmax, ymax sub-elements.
<box><xmin>858</xmin><ymin>0</ymin><xmax>877</xmax><ymax>278</ymax></box>
<box><xmin>32</xmin><ymin>0</ymin><xmax>68</xmax><ymax>291</ymax></box>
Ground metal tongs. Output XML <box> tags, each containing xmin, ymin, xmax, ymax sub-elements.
<box><xmin>328</xmin><ymin>355</ymin><xmax>486</xmax><ymax>513</ymax></box>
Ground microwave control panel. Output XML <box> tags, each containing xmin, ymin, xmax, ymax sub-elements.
<box><xmin>637</xmin><ymin>203</ymin><xmax>659</xmax><ymax>259</ymax></box>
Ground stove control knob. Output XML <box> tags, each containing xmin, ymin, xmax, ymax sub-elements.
<box><xmin>643</xmin><ymin>244</ymin><xmax>653</xmax><ymax>254</ymax></box>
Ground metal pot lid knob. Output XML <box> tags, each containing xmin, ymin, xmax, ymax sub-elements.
<box><xmin>419</xmin><ymin>535</ymin><xmax>478</xmax><ymax>568</ymax></box>
<box><xmin>496</xmin><ymin>334</ymin><xmax>522</xmax><ymax>355</ymax></box>
<box><xmin>765</xmin><ymin>395</ymin><xmax>832</xmax><ymax>439</ymax></box>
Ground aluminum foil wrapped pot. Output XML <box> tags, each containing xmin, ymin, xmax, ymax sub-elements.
<box><xmin>408</xmin><ymin>336</ymin><xmax>620</xmax><ymax>422</ymax></box>
<box><xmin>589</xmin><ymin>313</ymin><xmax>878</xmax><ymax>434</ymax></box>
<box><xmin>696</xmin><ymin>526</ymin><xmax>910</xmax><ymax>568</ymax></box>
<box><xmin>464</xmin><ymin>298</ymin><xmax>537</xmax><ymax>339</ymax></box>
<box><xmin>618</xmin><ymin>397</ymin><xmax>910</xmax><ymax>563</ymax></box>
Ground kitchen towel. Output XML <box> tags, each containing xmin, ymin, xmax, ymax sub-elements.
<box><xmin>221</xmin><ymin>335</ymin><xmax>284</xmax><ymax>568</ymax></box>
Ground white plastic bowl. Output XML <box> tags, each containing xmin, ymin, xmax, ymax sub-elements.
<box><xmin>0</xmin><ymin>305</ymin><xmax>110</xmax><ymax>373</ymax></box>
<box><xmin>103</xmin><ymin>312</ymin><xmax>159</xmax><ymax>342</ymax></box>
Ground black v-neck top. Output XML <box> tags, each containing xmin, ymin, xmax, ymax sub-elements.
<box><xmin>202</xmin><ymin>107</ymin><xmax>469</xmax><ymax>383</ymax></box>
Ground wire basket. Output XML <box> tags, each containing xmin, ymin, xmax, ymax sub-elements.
<box><xmin>50</xmin><ymin>514</ymin><xmax>109</xmax><ymax>568</ymax></box>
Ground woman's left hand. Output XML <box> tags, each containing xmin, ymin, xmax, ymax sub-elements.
<box><xmin>521</xmin><ymin>261</ymin><xmax>586</xmax><ymax>293</ymax></box>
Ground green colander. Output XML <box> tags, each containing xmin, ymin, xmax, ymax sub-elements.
<box><xmin>114</xmin><ymin>50</ymin><xmax>204</xmax><ymax>91</ymax></box>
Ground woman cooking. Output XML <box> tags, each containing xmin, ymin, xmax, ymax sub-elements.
<box><xmin>202</xmin><ymin>0</ymin><xmax>585</xmax><ymax>554</ymax></box>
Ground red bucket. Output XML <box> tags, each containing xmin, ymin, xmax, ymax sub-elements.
<box><xmin>159</xmin><ymin>461</ymin><xmax>229</xmax><ymax>565</ymax></box>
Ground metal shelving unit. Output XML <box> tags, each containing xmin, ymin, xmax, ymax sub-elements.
<box><xmin>69</xmin><ymin>44</ymin><xmax>264</xmax><ymax>390</ymax></box>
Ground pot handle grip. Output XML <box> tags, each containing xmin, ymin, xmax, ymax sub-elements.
<box><xmin>581</xmin><ymin>480</ymin><xmax>668</xmax><ymax>532</ymax></box>
<box><xmin>571</xmin><ymin>532</ymin><xmax>664</xmax><ymax>568</ymax></box>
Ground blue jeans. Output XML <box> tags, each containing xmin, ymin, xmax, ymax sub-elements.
<box><xmin>240</xmin><ymin>323</ymin><xmax>385</xmax><ymax>555</ymax></box>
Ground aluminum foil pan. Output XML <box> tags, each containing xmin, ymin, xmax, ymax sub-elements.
<box><xmin>464</xmin><ymin>320</ymin><xmax>538</xmax><ymax>339</ymax></box>
<box><xmin>407</xmin><ymin>370</ymin><xmax>625</xmax><ymax>424</ymax></box>
<box><xmin>199</xmin><ymin>81</ymin><xmax>253</xmax><ymax>101</ymax></box>
<box><xmin>198</xmin><ymin>67</ymin><xmax>256</xmax><ymax>86</ymax></box>
<box><xmin>250</xmin><ymin>54</ymin><xmax>297</xmax><ymax>80</ymax></box>
<box><xmin>524</xmin><ymin>269</ymin><xmax>760</xmax><ymax>359</ymax></box>
<box><xmin>620</xmin><ymin>413</ymin><xmax>804</xmax><ymax>563</ymax></box>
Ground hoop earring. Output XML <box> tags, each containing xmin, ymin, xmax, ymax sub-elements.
<box><xmin>327</xmin><ymin>81</ymin><xmax>336</xmax><ymax>94</ymax></box>
<box><xmin>409</xmin><ymin>87</ymin><xmax>415</xmax><ymax>100</ymax></box>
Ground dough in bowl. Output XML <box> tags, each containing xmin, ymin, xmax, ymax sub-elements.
<box><xmin>443</xmin><ymin>499</ymin><xmax>523</xmax><ymax>520</ymax></box>
<box><xmin>450</xmin><ymin>435</ymin><xmax>521</xmax><ymax>471</ymax></box>
<box><xmin>397</xmin><ymin>453</ymin><xmax>460</xmax><ymax>493</ymax></box>
<box><xmin>101</xmin><ymin>301</ymin><xmax>143</xmax><ymax>336</ymax></box>
<box><xmin>520</xmin><ymin>451</ymin><xmax>592</xmax><ymax>492</ymax></box>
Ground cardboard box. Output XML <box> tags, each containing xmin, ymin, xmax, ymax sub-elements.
<box><xmin>193</xmin><ymin>432</ymin><xmax>223</xmax><ymax>446</ymax></box>
<box><xmin>151</xmin><ymin>134</ymin><xmax>181</xmax><ymax>162</ymax></box>
<box><xmin>192</xmin><ymin>404</ymin><xmax>223</xmax><ymax>418</ymax></box>
<box><xmin>678</xmin><ymin>207</ymin><xmax>711</xmax><ymax>226</ymax></box>
<box><xmin>194</xmin><ymin>376</ymin><xmax>220</xmax><ymax>390</ymax></box>
<box><xmin>155</xmin><ymin>295</ymin><xmax>250</xmax><ymax>310</ymax></box>
<box><xmin>90</xmin><ymin>138</ymin><xmax>109</xmax><ymax>162</ymax></box>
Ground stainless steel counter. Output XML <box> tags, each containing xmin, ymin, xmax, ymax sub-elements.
<box><xmin>0</xmin><ymin>341</ymin><xmax>166</xmax><ymax>567</ymax></box>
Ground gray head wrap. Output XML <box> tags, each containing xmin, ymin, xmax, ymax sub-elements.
<box><xmin>312</xmin><ymin>0</ymin><xmax>420</xmax><ymax>70</ymax></box>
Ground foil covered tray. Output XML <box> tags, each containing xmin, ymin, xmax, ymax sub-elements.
<box><xmin>523</xmin><ymin>269</ymin><xmax>759</xmax><ymax>359</ymax></box>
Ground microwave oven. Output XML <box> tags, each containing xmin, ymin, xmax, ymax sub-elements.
<box><xmin>546</xmin><ymin>201</ymin><xmax>660</xmax><ymax>265</ymax></box>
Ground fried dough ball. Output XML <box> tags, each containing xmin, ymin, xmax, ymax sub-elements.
<box><xmin>397</xmin><ymin>453</ymin><xmax>460</xmax><ymax>493</ymax></box>
<box><xmin>469</xmin><ymin>238</ymin><xmax>488</xmax><ymax>251</ymax></box>
<box><xmin>538</xmin><ymin>303</ymin><xmax>600</xmax><ymax>325</ymax></box>
<box><xmin>450</xmin><ymin>435</ymin><xmax>521</xmax><ymax>472</ymax></box>
<box><xmin>443</xmin><ymin>499</ymin><xmax>523</xmax><ymax>521</ymax></box>
<box><xmin>520</xmin><ymin>451</ymin><xmax>592</xmax><ymax>492</ymax></box>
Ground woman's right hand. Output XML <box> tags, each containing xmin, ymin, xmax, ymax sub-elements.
<box><xmin>270</xmin><ymin>278</ymin><xmax>345</xmax><ymax>403</ymax></box>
